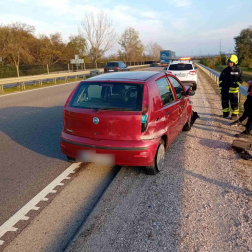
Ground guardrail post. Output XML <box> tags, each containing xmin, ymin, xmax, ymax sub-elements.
<box><xmin>65</xmin><ymin>77</ymin><xmax>67</xmax><ymax>82</ymax></box>
<box><xmin>21</xmin><ymin>81</ymin><xmax>25</xmax><ymax>90</ymax></box>
<box><xmin>54</xmin><ymin>78</ymin><xmax>56</xmax><ymax>84</ymax></box>
<box><xmin>75</xmin><ymin>75</ymin><xmax>77</xmax><ymax>81</ymax></box>
<box><xmin>0</xmin><ymin>85</ymin><xmax>4</xmax><ymax>94</ymax></box>
<box><xmin>83</xmin><ymin>74</ymin><xmax>86</xmax><ymax>80</ymax></box>
<box><xmin>39</xmin><ymin>80</ymin><xmax>42</xmax><ymax>86</ymax></box>
<box><xmin>47</xmin><ymin>64</ymin><xmax>49</xmax><ymax>75</ymax></box>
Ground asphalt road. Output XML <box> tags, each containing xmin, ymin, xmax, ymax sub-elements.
<box><xmin>0</xmin><ymin>81</ymin><xmax>80</xmax><ymax>227</ymax></box>
<box><xmin>0</xmin><ymin>67</ymin><xmax>162</xmax><ymax>227</ymax></box>
<box><xmin>0</xmin><ymin>67</ymin><xmax>162</xmax><ymax>250</ymax></box>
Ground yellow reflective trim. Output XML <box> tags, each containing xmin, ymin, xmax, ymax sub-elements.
<box><xmin>232</xmin><ymin>111</ymin><xmax>239</xmax><ymax>114</ymax></box>
<box><xmin>229</xmin><ymin>87</ymin><xmax>239</xmax><ymax>90</ymax></box>
<box><xmin>237</xmin><ymin>82</ymin><xmax>241</xmax><ymax>86</ymax></box>
<box><xmin>219</xmin><ymin>80</ymin><xmax>222</xmax><ymax>84</ymax></box>
<box><xmin>229</xmin><ymin>91</ymin><xmax>239</xmax><ymax>93</ymax></box>
<box><xmin>222</xmin><ymin>108</ymin><xmax>230</xmax><ymax>112</ymax></box>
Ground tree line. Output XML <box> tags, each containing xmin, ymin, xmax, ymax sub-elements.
<box><xmin>0</xmin><ymin>12</ymin><xmax>163</xmax><ymax>77</ymax></box>
<box><xmin>200</xmin><ymin>26</ymin><xmax>252</xmax><ymax>70</ymax></box>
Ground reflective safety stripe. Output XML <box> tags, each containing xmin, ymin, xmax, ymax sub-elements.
<box><xmin>229</xmin><ymin>90</ymin><xmax>239</xmax><ymax>93</ymax></box>
<box><xmin>237</xmin><ymin>82</ymin><xmax>241</xmax><ymax>86</ymax></box>
<box><xmin>219</xmin><ymin>80</ymin><xmax>222</xmax><ymax>84</ymax></box>
<box><xmin>229</xmin><ymin>87</ymin><xmax>239</xmax><ymax>93</ymax></box>
<box><xmin>231</xmin><ymin>109</ymin><xmax>239</xmax><ymax>115</ymax></box>
<box><xmin>222</xmin><ymin>108</ymin><xmax>230</xmax><ymax>112</ymax></box>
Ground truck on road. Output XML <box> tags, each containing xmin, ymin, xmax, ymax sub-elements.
<box><xmin>160</xmin><ymin>50</ymin><xmax>176</xmax><ymax>66</ymax></box>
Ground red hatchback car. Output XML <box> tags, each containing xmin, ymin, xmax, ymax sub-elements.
<box><xmin>60</xmin><ymin>71</ymin><xmax>195</xmax><ymax>175</ymax></box>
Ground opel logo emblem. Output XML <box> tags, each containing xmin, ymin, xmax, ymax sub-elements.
<box><xmin>93</xmin><ymin>117</ymin><xmax>99</xmax><ymax>124</ymax></box>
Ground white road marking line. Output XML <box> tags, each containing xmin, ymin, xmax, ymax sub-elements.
<box><xmin>0</xmin><ymin>80</ymin><xmax>80</xmax><ymax>98</ymax></box>
<box><xmin>0</xmin><ymin>162</ymin><xmax>81</xmax><ymax>245</ymax></box>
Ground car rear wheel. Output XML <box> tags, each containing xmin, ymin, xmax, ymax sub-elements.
<box><xmin>183</xmin><ymin>113</ymin><xmax>192</xmax><ymax>131</ymax></box>
<box><xmin>67</xmin><ymin>156</ymin><xmax>76</xmax><ymax>163</ymax></box>
<box><xmin>192</xmin><ymin>84</ymin><xmax>197</xmax><ymax>91</ymax></box>
<box><xmin>145</xmin><ymin>140</ymin><xmax>165</xmax><ymax>175</ymax></box>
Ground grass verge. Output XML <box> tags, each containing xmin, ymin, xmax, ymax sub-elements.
<box><xmin>0</xmin><ymin>77</ymin><xmax>85</xmax><ymax>95</ymax></box>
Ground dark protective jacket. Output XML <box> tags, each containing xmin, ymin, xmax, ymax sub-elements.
<box><xmin>239</xmin><ymin>85</ymin><xmax>252</xmax><ymax>122</ymax></box>
<box><xmin>219</xmin><ymin>66</ymin><xmax>243</xmax><ymax>94</ymax></box>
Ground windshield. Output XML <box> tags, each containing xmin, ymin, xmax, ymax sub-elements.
<box><xmin>106</xmin><ymin>62</ymin><xmax>119</xmax><ymax>67</ymax></box>
<box><xmin>169</xmin><ymin>64</ymin><xmax>193</xmax><ymax>71</ymax></box>
<box><xmin>70</xmin><ymin>82</ymin><xmax>144</xmax><ymax>111</ymax></box>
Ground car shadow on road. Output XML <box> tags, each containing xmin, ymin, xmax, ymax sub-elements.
<box><xmin>186</xmin><ymin>134</ymin><xmax>230</xmax><ymax>150</ymax></box>
<box><xmin>183</xmin><ymin>169</ymin><xmax>252</xmax><ymax>196</ymax></box>
<box><xmin>0</xmin><ymin>106</ymin><xmax>65</xmax><ymax>160</ymax></box>
<box><xmin>192</xmin><ymin>124</ymin><xmax>239</xmax><ymax>138</ymax></box>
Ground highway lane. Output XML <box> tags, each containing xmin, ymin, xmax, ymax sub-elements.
<box><xmin>0</xmin><ymin>82</ymin><xmax>80</xmax><ymax>227</ymax></box>
<box><xmin>0</xmin><ymin>67</ymin><xmax>161</xmax><ymax>247</ymax></box>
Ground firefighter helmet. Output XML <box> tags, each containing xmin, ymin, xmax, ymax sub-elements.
<box><xmin>227</xmin><ymin>54</ymin><xmax>238</xmax><ymax>65</ymax></box>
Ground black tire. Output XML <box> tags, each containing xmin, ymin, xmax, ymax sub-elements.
<box><xmin>183</xmin><ymin>113</ymin><xmax>192</xmax><ymax>131</ymax></box>
<box><xmin>192</xmin><ymin>84</ymin><xmax>197</xmax><ymax>91</ymax></box>
<box><xmin>145</xmin><ymin>140</ymin><xmax>165</xmax><ymax>175</ymax></box>
<box><xmin>67</xmin><ymin>156</ymin><xmax>76</xmax><ymax>163</ymax></box>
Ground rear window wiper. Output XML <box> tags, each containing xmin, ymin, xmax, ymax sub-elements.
<box><xmin>95</xmin><ymin>107</ymin><xmax>133</xmax><ymax>112</ymax></box>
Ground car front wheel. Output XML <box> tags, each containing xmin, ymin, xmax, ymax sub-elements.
<box><xmin>145</xmin><ymin>140</ymin><xmax>165</xmax><ymax>175</ymax></box>
<box><xmin>183</xmin><ymin>113</ymin><xmax>192</xmax><ymax>131</ymax></box>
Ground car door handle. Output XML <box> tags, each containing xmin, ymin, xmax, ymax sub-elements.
<box><xmin>166</xmin><ymin>111</ymin><xmax>170</xmax><ymax>115</ymax></box>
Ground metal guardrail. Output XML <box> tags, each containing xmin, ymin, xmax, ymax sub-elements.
<box><xmin>0</xmin><ymin>64</ymin><xmax>150</xmax><ymax>94</ymax></box>
<box><xmin>195</xmin><ymin>63</ymin><xmax>248</xmax><ymax>101</ymax></box>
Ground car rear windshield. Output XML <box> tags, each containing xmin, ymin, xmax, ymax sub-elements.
<box><xmin>70</xmin><ymin>82</ymin><xmax>144</xmax><ymax>111</ymax></box>
<box><xmin>169</xmin><ymin>64</ymin><xmax>193</xmax><ymax>71</ymax></box>
<box><xmin>106</xmin><ymin>62</ymin><xmax>119</xmax><ymax>67</ymax></box>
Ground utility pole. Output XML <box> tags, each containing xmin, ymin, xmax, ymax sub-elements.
<box><xmin>219</xmin><ymin>39</ymin><xmax>222</xmax><ymax>55</ymax></box>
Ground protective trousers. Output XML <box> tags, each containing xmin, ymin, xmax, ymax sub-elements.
<box><xmin>221</xmin><ymin>92</ymin><xmax>239</xmax><ymax>117</ymax></box>
<box><xmin>245</xmin><ymin>108</ymin><xmax>252</xmax><ymax>135</ymax></box>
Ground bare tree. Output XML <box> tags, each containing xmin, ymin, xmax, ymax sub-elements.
<box><xmin>118</xmin><ymin>27</ymin><xmax>144</xmax><ymax>62</ymax></box>
<box><xmin>146</xmin><ymin>42</ymin><xmax>163</xmax><ymax>61</ymax></box>
<box><xmin>80</xmin><ymin>11</ymin><xmax>117</xmax><ymax>68</ymax></box>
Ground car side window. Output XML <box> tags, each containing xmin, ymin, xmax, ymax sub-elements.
<box><xmin>156</xmin><ymin>77</ymin><xmax>175</xmax><ymax>106</ymax></box>
<box><xmin>168</xmin><ymin>77</ymin><xmax>185</xmax><ymax>99</ymax></box>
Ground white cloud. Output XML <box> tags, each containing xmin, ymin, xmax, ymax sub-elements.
<box><xmin>168</xmin><ymin>0</ymin><xmax>192</xmax><ymax>8</ymax></box>
<box><xmin>11</xmin><ymin>0</ymin><xmax>27</xmax><ymax>3</ymax></box>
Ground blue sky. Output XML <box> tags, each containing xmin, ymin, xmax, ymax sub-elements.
<box><xmin>0</xmin><ymin>0</ymin><xmax>251</xmax><ymax>56</ymax></box>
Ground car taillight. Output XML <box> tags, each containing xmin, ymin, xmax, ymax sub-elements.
<box><xmin>116</xmin><ymin>67</ymin><xmax>120</xmax><ymax>70</ymax></box>
<box><xmin>189</xmin><ymin>71</ymin><xmax>196</xmax><ymax>75</ymax></box>
<box><xmin>141</xmin><ymin>114</ymin><xmax>148</xmax><ymax>132</ymax></box>
<box><xmin>141</xmin><ymin>85</ymin><xmax>149</xmax><ymax>133</ymax></box>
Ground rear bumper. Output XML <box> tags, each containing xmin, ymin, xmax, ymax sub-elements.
<box><xmin>60</xmin><ymin>132</ymin><xmax>160</xmax><ymax>166</ymax></box>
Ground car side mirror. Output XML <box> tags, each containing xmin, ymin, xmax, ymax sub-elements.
<box><xmin>194</xmin><ymin>67</ymin><xmax>198</xmax><ymax>69</ymax></box>
<box><xmin>189</xmin><ymin>90</ymin><xmax>195</xmax><ymax>96</ymax></box>
<box><xmin>163</xmin><ymin>67</ymin><xmax>167</xmax><ymax>70</ymax></box>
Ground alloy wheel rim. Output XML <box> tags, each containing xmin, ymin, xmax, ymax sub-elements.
<box><xmin>156</xmin><ymin>144</ymin><xmax>165</xmax><ymax>171</ymax></box>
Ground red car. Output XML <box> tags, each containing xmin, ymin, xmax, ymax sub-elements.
<box><xmin>60</xmin><ymin>71</ymin><xmax>195</xmax><ymax>175</ymax></box>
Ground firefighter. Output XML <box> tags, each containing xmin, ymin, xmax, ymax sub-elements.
<box><xmin>219</xmin><ymin>55</ymin><xmax>243</xmax><ymax>119</ymax></box>
<box><xmin>230</xmin><ymin>80</ymin><xmax>252</xmax><ymax>138</ymax></box>
<box><xmin>230</xmin><ymin>80</ymin><xmax>252</xmax><ymax>127</ymax></box>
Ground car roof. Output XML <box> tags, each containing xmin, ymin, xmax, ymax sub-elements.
<box><xmin>86</xmin><ymin>71</ymin><xmax>162</xmax><ymax>82</ymax></box>
<box><xmin>170</xmin><ymin>60</ymin><xmax>192</xmax><ymax>64</ymax></box>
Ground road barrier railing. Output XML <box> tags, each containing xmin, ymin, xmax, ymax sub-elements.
<box><xmin>0</xmin><ymin>64</ymin><xmax>150</xmax><ymax>94</ymax></box>
<box><xmin>195</xmin><ymin>63</ymin><xmax>248</xmax><ymax>102</ymax></box>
